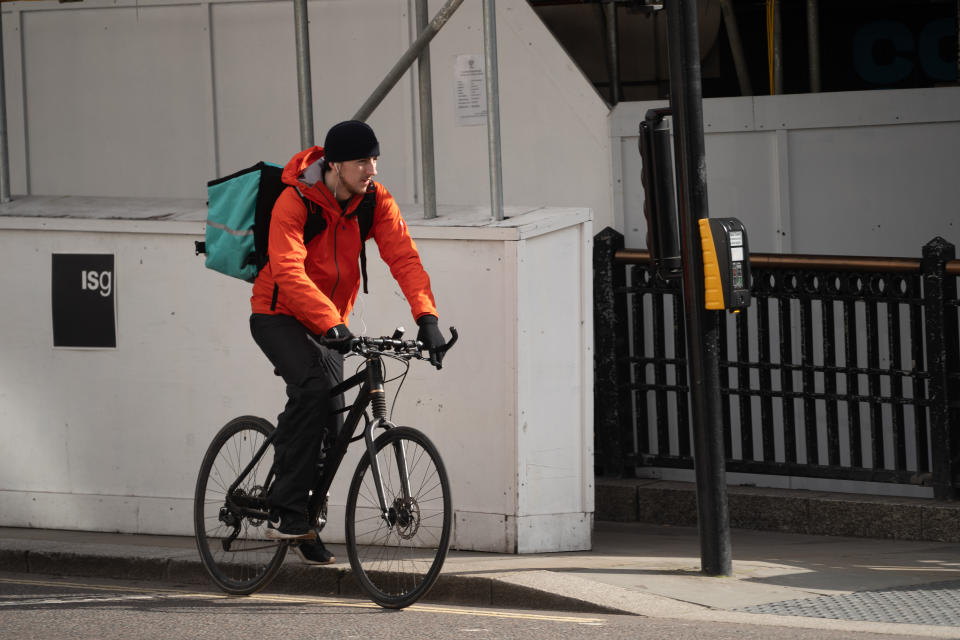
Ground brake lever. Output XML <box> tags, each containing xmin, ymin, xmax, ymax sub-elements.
<box><xmin>438</xmin><ymin>327</ymin><xmax>458</xmax><ymax>355</ymax></box>
<box><xmin>422</xmin><ymin>327</ymin><xmax>458</xmax><ymax>369</ymax></box>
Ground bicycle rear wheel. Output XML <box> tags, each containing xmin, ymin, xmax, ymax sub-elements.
<box><xmin>345</xmin><ymin>426</ymin><xmax>452</xmax><ymax>609</ymax></box>
<box><xmin>193</xmin><ymin>415</ymin><xmax>287</xmax><ymax>595</ymax></box>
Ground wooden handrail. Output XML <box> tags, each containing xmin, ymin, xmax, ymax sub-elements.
<box><xmin>615</xmin><ymin>249</ymin><xmax>960</xmax><ymax>275</ymax></box>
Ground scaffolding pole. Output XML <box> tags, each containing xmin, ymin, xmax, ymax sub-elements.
<box><xmin>415</xmin><ymin>0</ymin><xmax>438</xmax><ymax>220</ymax></box>
<box><xmin>602</xmin><ymin>0</ymin><xmax>620</xmax><ymax>104</ymax></box>
<box><xmin>354</xmin><ymin>0</ymin><xmax>465</xmax><ymax>122</ymax></box>
<box><xmin>807</xmin><ymin>0</ymin><xmax>821</xmax><ymax>92</ymax></box>
<box><xmin>482</xmin><ymin>0</ymin><xmax>504</xmax><ymax>221</ymax></box>
<box><xmin>0</xmin><ymin>8</ymin><xmax>10</xmax><ymax>202</ymax></box>
<box><xmin>294</xmin><ymin>0</ymin><xmax>315</xmax><ymax>148</ymax></box>
<box><xmin>719</xmin><ymin>0</ymin><xmax>753</xmax><ymax>96</ymax></box>
<box><xmin>773</xmin><ymin>0</ymin><xmax>782</xmax><ymax>94</ymax></box>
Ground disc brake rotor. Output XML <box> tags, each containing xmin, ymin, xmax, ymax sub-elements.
<box><xmin>390</xmin><ymin>497</ymin><xmax>421</xmax><ymax>540</ymax></box>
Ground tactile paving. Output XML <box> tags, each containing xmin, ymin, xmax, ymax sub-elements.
<box><xmin>737</xmin><ymin>579</ymin><xmax>960</xmax><ymax>627</ymax></box>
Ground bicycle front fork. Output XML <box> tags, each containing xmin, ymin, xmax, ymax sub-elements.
<box><xmin>364</xmin><ymin>364</ymin><xmax>412</xmax><ymax>523</ymax></box>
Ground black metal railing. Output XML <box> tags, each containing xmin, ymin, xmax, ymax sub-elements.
<box><xmin>594</xmin><ymin>229</ymin><xmax>960</xmax><ymax>499</ymax></box>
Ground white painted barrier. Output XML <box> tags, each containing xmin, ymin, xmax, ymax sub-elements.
<box><xmin>611</xmin><ymin>87</ymin><xmax>960</xmax><ymax>255</ymax></box>
<box><xmin>0</xmin><ymin>197</ymin><xmax>593</xmax><ymax>553</ymax></box>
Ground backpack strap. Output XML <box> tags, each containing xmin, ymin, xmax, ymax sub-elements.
<box><xmin>296</xmin><ymin>186</ymin><xmax>328</xmax><ymax>245</ymax></box>
<box><xmin>354</xmin><ymin>187</ymin><xmax>377</xmax><ymax>294</ymax></box>
<box><xmin>269</xmin><ymin>186</ymin><xmax>327</xmax><ymax>311</ymax></box>
<box><xmin>275</xmin><ymin>185</ymin><xmax>376</xmax><ymax>298</ymax></box>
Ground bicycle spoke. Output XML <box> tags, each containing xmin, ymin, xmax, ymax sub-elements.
<box><xmin>346</xmin><ymin>427</ymin><xmax>451</xmax><ymax>608</ymax></box>
<box><xmin>194</xmin><ymin>417</ymin><xmax>286</xmax><ymax>595</ymax></box>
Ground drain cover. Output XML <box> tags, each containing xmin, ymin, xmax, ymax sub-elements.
<box><xmin>738</xmin><ymin>579</ymin><xmax>960</xmax><ymax>627</ymax></box>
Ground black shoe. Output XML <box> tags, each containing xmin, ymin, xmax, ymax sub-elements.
<box><xmin>293</xmin><ymin>539</ymin><xmax>336</xmax><ymax>565</ymax></box>
<box><xmin>265</xmin><ymin>512</ymin><xmax>317</xmax><ymax>540</ymax></box>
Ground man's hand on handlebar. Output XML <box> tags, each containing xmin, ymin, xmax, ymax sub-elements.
<box><xmin>416</xmin><ymin>315</ymin><xmax>447</xmax><ymax>369</ymax></box>
<box><xmin>324</xmin><ymin>323</ymin><xmax>355</xmax><ymax>354</ymax></box>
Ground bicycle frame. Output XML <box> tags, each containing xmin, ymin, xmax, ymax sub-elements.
<box><xmin>224</xmin><ymin>351</ymin><xmax>406</xmax><ymax>529</ymax></box>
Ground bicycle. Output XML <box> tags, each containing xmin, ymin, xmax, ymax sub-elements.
<box><xmin>193</xmin><ymin>326</ymin><xmax>458</xmax><ymax>609</ymax></box>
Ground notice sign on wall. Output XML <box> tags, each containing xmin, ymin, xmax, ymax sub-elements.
<box><xmin>52</xmin><ymin>253</ymin><xmax>117</xmax><ymax>348</ymax></box>
<box><xmin>454</xmin><ymin>54</ymin><xmax>487</xmax><ymax>126</ymax></box>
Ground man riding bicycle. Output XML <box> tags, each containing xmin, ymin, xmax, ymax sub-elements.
<box><xmin>249</xmin><ymin>120</ymin><xmax>447</xmax><ymax>563</ymax></box>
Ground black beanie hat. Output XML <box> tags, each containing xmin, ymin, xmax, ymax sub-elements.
<box><xmin>323</xmin><ymin>120</ymin><xmax>380</xmax><ymax>162</ymax></box>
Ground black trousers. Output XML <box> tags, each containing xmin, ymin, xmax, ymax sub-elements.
<box><xmin>249</xmin><ymin>313</ymin><xmax>343</xmax><ymax>517</ymax></box>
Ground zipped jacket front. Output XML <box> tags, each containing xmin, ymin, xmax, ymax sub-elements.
<box><xmin>250</xmin><ymin>146</ymin><xmax>437</xmax><ymax>335</ymax></box>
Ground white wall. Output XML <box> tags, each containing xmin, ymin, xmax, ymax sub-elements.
<box><xmin>0</xmin><ymin>200</ymin><xmax>593</xmax><ymax>553</ymax></box>
<box><xmin>1</xmin><ymin>0</ymin><xmax>614</xmax><ymax>231</ymax></box>
<box><xmin>0</xmin><ymin>213</ymin><xmax>235</xmax><ymax>533</ymax></box>
<box><xmin>0</xmin><ymin>0</ymin><xmax>606</xmax><ymax>552</ymax></box>
<box><xmin>612</xmin><ymin>87</ymin><xmax>960</xmax><ymax>256</ymax></box>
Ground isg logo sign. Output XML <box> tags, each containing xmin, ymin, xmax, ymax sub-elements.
<box><xmin>52</xmin><ymin>254</ymin><xmax>117</xmax><ymax>348</ymax></box>
<box><xmin>80</xmin><ymin>268</ymin><xmax>113</xmax><ymax>297</ymax></box>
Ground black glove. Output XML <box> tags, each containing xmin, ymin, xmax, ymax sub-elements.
<box><xmin>324</xmin><ymin>323</ymin><xmax>354</xmax><ymax>354</ymax></box>
<box><xmin>416</xmin><ymin>315</ymin><xmax>446</xmax><ymax>369</ymax></box>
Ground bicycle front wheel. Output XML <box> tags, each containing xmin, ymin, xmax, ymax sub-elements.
<box><xmin>193</xmin><ymin>415</ymin><xmax>287</xmax><ymax>595</ymax></box>
<box><xmin>345</xmin><ymin>426</ymin><xmax>452</xmax><ymax>608</ymax></box>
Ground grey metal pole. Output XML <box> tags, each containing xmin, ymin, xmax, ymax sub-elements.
<box><xmin>719</xmin><ymin>0</ymin><xmax>753</xmax><ymax>96</ymax></box>
<box><xmin>602</xmin><ymin>0</ymin><xmax>621</xmax><ymax>105</ymax></box>
<box><xmin>354</xmin><ymin>0</ymin><xmax>465</xmax><ymax>122</ymax></box>
<box><xmin>293</xmin><ymin>0</ymin><xmax>314</xmax><ymax>148</ymax></box>
<box><xmin>665</xmin><ymin>0</ymin><xmax>732</xmax><ymax>577</ymax></box>
<box><xmin>0</xmin><ymin>8</ymin><xmax>10</xmax><ymax>203</ymax></box>
<box><xmin>773</xmin><ymin>0</ymin><xmax>783</xmax><ymax>94</ymax></box>
<box><xmin>415</xmin><ymin>0</ymin><xmax>438</xmax><ymax>220</ymax></box>
<box><xmin>807</xmin><ymin>0</ymin><xmax>821</xmax><ymax>92</ymax></box>
<box><xmin>482</xmin><ymin>0</ymin><xmax>504</xmax><ymax>222</ymax></box>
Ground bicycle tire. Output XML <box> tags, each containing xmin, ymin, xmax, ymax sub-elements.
<box><xmin>345</xmin><ymin>426</ymin><xmax>452</xmax><ymax>609</ymax></box>
<box><xmin>193</xmin><ymin>415</ymin><xmax>287</xmax><ymax>595</ymax></box>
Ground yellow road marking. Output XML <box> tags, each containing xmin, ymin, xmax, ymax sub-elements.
<box><xmin>0</xmin><ymin>576</ymin><xmax>187</xmax><ymax>596</ymax></box>
<box><xmin>0</xmin><ymin>577</ymin><xmax>605</xmax><ymax>625</ymax></box>
<box><xmin>408</xmin><ymin>604</ymin><xmax>605</xmax><ymax>624</ymax></box>
<box><xmin>865</xmin><ymin>566</ymin><xmax>960</xmax><ymax>572</ymax></box>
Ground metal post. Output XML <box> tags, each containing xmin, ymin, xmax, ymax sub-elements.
<box><xmin>922</xmin><ymin>237</ymin><xmax>960</xmax><ymax>500</ymax></box>
<box><xmin>593</xmin><ymin>228</ymin><xmax>632</xmax><ymax>477</ymax></box>
<box><xmin>602</xmin><ymin>0</ymin><xmax>621</xmax><ymax>105</ymax></box>
<box><xmin>719</xmin><ymin>0</ymin><xmax>753</xmax><ymax>96</ymax></box>
<box><xmin>807</xmin><ymin>0</ymin><xmax>821</xmax><ymax>92</ymax></box>
<box><xmin>665</xmin><ymin>0</ymin><xmax>732</xmax><ymax>577</ymax></box>
<box><xmin>415</xmin><ymin>0</ymin><xmax>437</xmax><ymax>220</ymax></box>
<box><xmin>293</xmin><ymin>0</ymin><xmax>314</xmax><ymax>148</ymax></box>
<box><xmin>482</xmin><ymin>0</ymin><xmax>504</xmax><ymax>221</ymax></box>
<box><xmin>0</xmin><ymin>8</ymin><xmax>11</xmax><ymax>203</ymax></box>
<box><xmin>354</xmin><ymin>0</ymin><xmax>465</xmax><ymax>122</ymax></box>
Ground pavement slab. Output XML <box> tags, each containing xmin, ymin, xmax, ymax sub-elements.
<box><xmin>2</xmin><ymin>521</ymin><xmax>960</xmax><ymax>637</ymax></box>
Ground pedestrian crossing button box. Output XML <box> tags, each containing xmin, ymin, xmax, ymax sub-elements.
<box><xmin>698</xmin><ymin>217</ymin><xmax>751</xmax><ymax>312</ymax></box>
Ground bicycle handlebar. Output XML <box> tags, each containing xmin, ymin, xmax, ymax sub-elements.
<box><xmin>318</xmin><ymin>326</ymin><xmax>458</xmax><ymax>363</ymax></box>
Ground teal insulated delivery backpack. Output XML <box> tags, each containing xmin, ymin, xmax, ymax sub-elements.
<box><xmin>195</xmin><ymin>161</ymin><xmax>376</xmax><ymax>287</ymax></box>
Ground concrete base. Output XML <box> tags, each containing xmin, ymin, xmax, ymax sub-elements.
<box><xmin>596</xmin><ymin>479</ymin><xmax>960</xmax><ymax>543</ymax></box>
<box><xmin>454</xmin><ymin>511</ymin><xmax>593</xmax><ymax>553</ymax></box>
<box><xmin>0</xmin><ymin>490</ymin><xmax>192</xmax><ymax>536</ymax></box>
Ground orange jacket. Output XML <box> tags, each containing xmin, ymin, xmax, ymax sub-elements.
<box><xmin>250</xmin><ymin>146</ymin><xmax>437</xmax><ymax>335</ymax></box>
